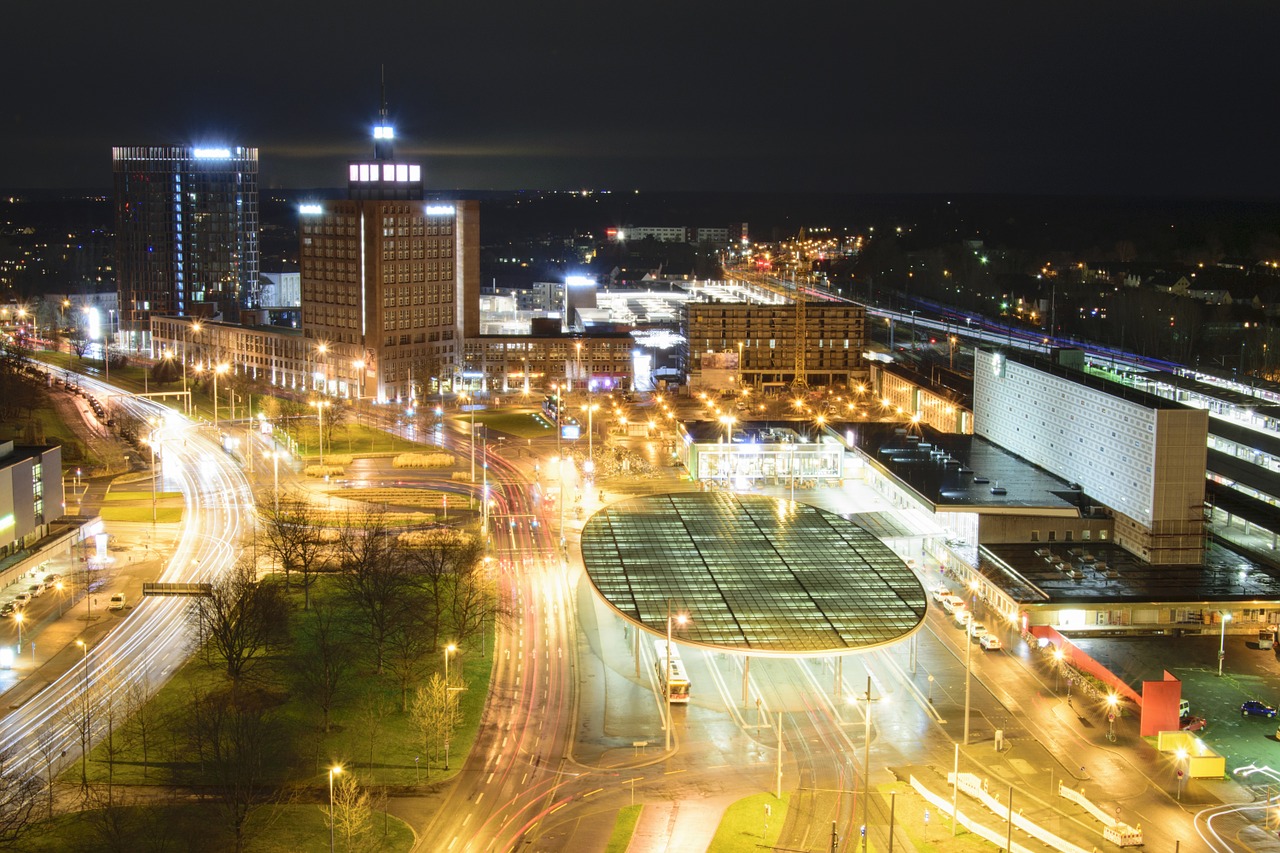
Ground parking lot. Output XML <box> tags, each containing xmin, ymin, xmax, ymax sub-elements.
<box><xmin>1073</xmin><ymin>632</ymin><xmax>1280</xmax><ymax>788</ymax></box>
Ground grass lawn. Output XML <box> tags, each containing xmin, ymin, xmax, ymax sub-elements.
<box><xmin>707</xmin><ymin>792</ymin><xmax>789</xmax><ymax>852</ymax></box>
<box><xmin>604</xmin><ymin>804</ymin><xmax>643</xmax><ymax>853</ymax></box>
<box><xmin>469</xmin><ymin>410</ymin><xmax>558</xmax><ymax>439</ymax></box>
<box><xmin>76</xmin><ymin>574</ymin><xmax>495</xmax><ymax>790</ymax></box>
<box><xmin>325</xmin><ymin>487</ymin><xmax>468</xmax><ymax>510</ymax></box>
<box><xmin>284</xmin><ymin>419</ymin><xmax>421</xmax><ymax>458</ymax></box>
<box><xmin>23</xmin><ymin>800</ymin><xmax>415</xmax><ymax>853</ymax></box>
<box><xmin>0</xmin><ymin>400</ymin><xmax>102</xmax><ymax>467</ymax></box>
<box><xmin>98</xmin><ymin>504</ymin><xmax>185</xmax><ymax>523</ymax></box>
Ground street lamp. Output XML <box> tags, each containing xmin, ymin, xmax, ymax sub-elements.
<box><xmin>1106</xmin><ymin>693</ymin><xmax>1119</xmax><ymax>742</ymax></box>
<box><xmin>328</xmin><ymin>764</ymin><xmax>343</xmax><ymax>853</ymax></box>
<box><xmin>1218</xmin><ymin>612</ymin><xmax>1232</xmax><ymax>676</ymax></box>
<box><xmin>55</xmin><ymin>581</ymin><xmax>64</xmax><ymax>617</ymax></box>
<box><xmin>74</xmin><ymin>639</ymin><xmax>90</xmax><ymax>785</ymax></box>
<box><xmin>1052</xmin><ymin>647</ymin><xmax>1065</xmax><ymax>692</ymax></box>
<box><xmin>444</xmin><ymin>643</ymin><xmax>458</xmax><ymax>683</ymax></box>
<box><xmin>581</xmin><ymin>402</ymin><xmax>599</xmax><ymax>484</ymax></box>
<box><xmin>851</xmin><ymin>679</ymin><xmax>883</xmax><ymax>851</ymax></box>
<box><xmin>963</xmin><ymin>580</ymin><xmax>977</xmax><ymax>745</ymax></box>
<box><xmin>1175</xmin><ymin>747</ymin><xmax>1188</xmax><ymax>801</ymax></box>
<box><xmin>212</xmin><ymin>363</ymin><xmax>229</xmax><ymax>427</ymax></box>
<box><xmin>315</xmin><ymin>342</ymin><xmax>329</xmax><ymax>395</ymax></box>
<box><xmin>14</xmin><ymin>612</ymin><xmax>22</xmax><ymax>654</ymax></box>
<box><xmin>352</xmin><ymin>359</ymin><xmax>365</xmax><ymax>400</ymax></box>
<box><xmin>665</xmin><ymin>603</ymin><xmax>689</xmax><ymax>751</ymax></box>
<box><xmin>310</xmin><ymin>400</ymin><xmax>331</xmax><ymax>466</ymax></box>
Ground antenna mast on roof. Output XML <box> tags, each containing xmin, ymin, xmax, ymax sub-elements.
<box><xmin>374</xmin><ymin>64</ymin><xmax>394</xmax><ymax>160</ymax></box>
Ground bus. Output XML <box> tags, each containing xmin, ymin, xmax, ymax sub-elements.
<box><xmin>654</xmin><ymin>640</ymin><xmax>691</xmax><ymax>703</ymax></box>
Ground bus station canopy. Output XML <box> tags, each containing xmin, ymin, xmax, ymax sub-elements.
<box><xmin>581</xmin><ymin>492</ymin><xmax>927</xmax><ymax>655</ymax></box>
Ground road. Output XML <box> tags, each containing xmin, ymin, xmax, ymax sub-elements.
<box><xmin>0</xmin><ymin>371</ymin><xmax>252</xmax><ymax>788</ymax></box>
<box><xmin>416</xmin><ymin>429</ymin><xmax>580</xmax><ymax>852</ymax></box>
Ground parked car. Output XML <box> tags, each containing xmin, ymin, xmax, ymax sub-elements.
<box><xmin>1180</xmin><ymin>715</ymin><xmax>1207</xmax><ymax>732</ymax></box>
<box><xmin>13</xmin><ymin>593</ymin><xmax>32</xmax><ymax>608</ymax></box>
<box><xmin>941</xmin><ymin>595</ymin><xmax>965</xmax><ymax>615</ymax></box>
<box><xmin>980</xmin><ymin>634</ymin><xmax>1003</xmax><ymax>651</ymax></box>
<box><xmin>0</xmin><ymin>603</ymin><xmax>15</xmax><ymax>619</ymax></box>
<box><xmin>42</xmin><ymin>573</ymin><xmax>61</xmax><ymax>585</ymax></box>
<box><xmin>1242</xmin><ymin>700</ymin><xmax>1277</xmax><ymax>718</ymax></box>
<box><xmin>26</xmin><ymin>584</ymin><xmax>44</xmax><ymax>598</ymax></box>
<box><xmin>953</xmin><ymin>609</ymin><xmax>972</xmax><ymax>628</ymax></box>
<box><xmin>108</xmin><ymin>593</ymin><xmax>127</xmax><ymax>611</ymax></box>
<box><xmin>931</xmin><ymin>585</ymin><xmax>952</xmax><ymax>603</ymax></box>
<box><xmin>968</xmin><ymin>620</ymin><xmax>988</xmax><ymax>638</ymax></box>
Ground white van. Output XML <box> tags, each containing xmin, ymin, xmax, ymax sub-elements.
<box><xmin>108</xmin><ymin>593</ymin><xmax>127</xmax><ymax>611</ymax></box>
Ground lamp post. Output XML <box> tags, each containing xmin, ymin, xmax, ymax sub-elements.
<box><xmin>74</xmin><ymin>639</ymin><xmax>90</xmax><ymax>785</ymax></box>
<box><xmin>328</xmin><ymin>765</ymin><xmax>343</xmax><ymax>853</ymax></box>
<box><xmin>315</xmin><ymin>342</ymin><xmax>329</xmax><ymax>395</ymax></box>
<box><xmin>352</xmin><ymin>359</ymin><xmax>365</xmax><ymax>400</ymax></box>
<box><xmin>554</xmin><ymin>383</ymin><xmax>565</xmax><ymax>549</ymax></box>
<box><xmin>1106</xmin><ymin>693</ymin><xmax>1119</xmax><ymax>742</ymax></box>
<box><xmin>852</xmin><ymin>678</ymin><xmax>881</xmax><ymax>851</ymax></box>
<box><xmin>311</xmin><ymin>400</ymin><xmax>331</xmax><ymax>466</ymax></box>
<box><xmin>55</xmin><ymin>581</ymin><xmax>64</xmax><ymax>617</ymax></box>
<box><xmin>1175</xmin><ymin>748</ymin><xmax>1187</xmax><ymax>801</ymax></box>
<box><xmin>665</xmin><ymin>602</ymin><xmax>689</xmax><ymax>751</ymax></box>
<box><xmin>1052</xmin><ymin>647</ymin><xmax>1065</xmax><ymax>692</ymax></box>
<box><xmin>270</xmin><ymin>449</ymin><xmax>280</xmax><ymax>514</ymax></box>
<box><xmin>581</xmin><ymin>402</ymin><xmax>599</xmax><ymax>484</ymax></box>
<box><xmin>145</xmin><ymin>430</ymin><xmax>158</xmax><ymax>524</ymax></box>
<box><xmin>963</xmin><ymin>580</ymin><xmax>976</xmax><ymax>745</ymax></box>
<box><xmin>14</xmin><ymin>612</ymin><xmax>22</xmax><ymax>654</ymax></box>
<box><xmin>1218</xmin><ymin>612</ymin><xmax>1232</xmax><ymax>676</ymax></box>
<box><xmin>444</xmin><ymin>643</ymin><xmax>457</xmax><ymax>684</ymax></box>
<box><xmin>212</xmin><ymin>363</ymin><xmax>229</xmax><ymax>427</ymax></box>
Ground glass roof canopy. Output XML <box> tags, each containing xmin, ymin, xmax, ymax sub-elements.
<box><xmin>581</xmin><ymin>492</ymin><xmax>927</xmax><ymax>655</ymax></box>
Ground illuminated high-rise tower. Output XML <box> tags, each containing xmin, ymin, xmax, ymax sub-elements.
<box><xmin>298</xmin><ymin>94</ymin><xmax>478</xmax><ymax>402</ymax></box>
<box><xmin>112</xmin><ymin>146</ymin><xmax>259</xmax><ymax>343</ymax></box>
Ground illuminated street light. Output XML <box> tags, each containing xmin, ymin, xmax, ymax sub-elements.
<box><xmin>665</xmin><ymin>604</ymin><xmax>689</xmax><ymax>751</ymax></box>
<box><xmin>1106</xmin><ymin>693</ymin><xmax>1119</xmax><ymax>742</ymax></box>
<box><xmin>13</xmin><ymin>612</ymin><xmax>22</xmax><ymax>654</ymax></box>
<box><xmin>310</xmin><ymin>400</ymin><xmax>331</xmax><ymax>465</ymax></box>
<box><xmin>328</xmin><ymin>765</ymin><xmax>343</xmax><ymax>853</ymax></box>
<box><xmin>1218</xmin><ymin>612</ymin><xmax>1232</xmax><ymax>676</ymax></box>
<box><xmin>212</xmin><ymin>362</ymin><xmax>229</xmax><ymax>427</ymax></box>
<box><xmin>444</xmin><ymin>643</ymin><xmax>458</xmax><ymax>684</ymax></box>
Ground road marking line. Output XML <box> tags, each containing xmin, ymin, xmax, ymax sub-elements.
<box><xmin>487</xmin><ymin>772</ymin><xmax>494</xmax><ymax>784</ymax></box>
<box><xmin>476</xmin><ymin>792</ymin><xmax>484</xmax><ymax>804</ymax></box>
<box><xmin>583</xmin><ymin>788</ymin><xmax>603</xmax><ymax>798</ymax></box>
<box><xmin>550</xmin><ymin>802</ymin><xmax>568</xmax><ymax>814</ymax></box>
<box><xmin>664</xmin><ymin>768</ymin><xmax>687</xmax><ymax>775</ymax></box>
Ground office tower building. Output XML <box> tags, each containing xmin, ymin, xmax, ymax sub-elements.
<box><xmin>298</xmin><ymin>107</ymin><xmax>478</xmax><ymax>402</ymax></box>
<box><xmin>112</xmin><ymin>145</ymin><xmax>259</xmax><ymax>344</ymax></box>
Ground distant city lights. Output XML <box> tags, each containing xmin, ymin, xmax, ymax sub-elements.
<box><xmin>298</xmin><ymin>204</ymin><xmax>324</xmax><ymax>215</ymax></box>
<box><xmin>373</xmin><ymin>125</ymin><xmax>395</xmax><ymax>140</ymax></box>
<box><xmin>192</xmin><ymin>147</ymin><xmax>232</xmax><ymax>159</ymax></box>
<box><xmin>425</xmin><ymin>204</ymin><xmax>455</xmax><ymax>215</ymax></box>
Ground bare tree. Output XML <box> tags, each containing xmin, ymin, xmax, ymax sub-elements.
<box><xmin>384</xmin><ymin>614</ymin><xmax>433</xmax><ymax>713</ymax></box>
<box><xmin>329</xmin><ymin>771</ymin><xmax>372</xmax><ymax>851</ymax></box>
<box><xmin>259</xmin><ymin>492</ymin><xmax>329</xmax><ymax>607</ymax></box>
<box><xmin>189</xmin><ymin>558</ymin><xmax>288</xmax><ymax>685</ymax></box>
<box><xmin>31</xmin><ymin>726</ymin><xmax>60</xmax><ymax>819</ymax></box>
<box><xmin>353</xmin><ymin>689</ymin><xmax>392</xmax><ymax>772</ymax></box>
<box><xmin>336</xmin><ymin>515</ymin><xmax>413</xmax><ymax>673</ymax></box>
<box><xmin>406</xmin><ymin>530</ymin><xmax>482</xmax><ymax>653</ymax></box>
<box><xmin>409</xmin><ymin>673</ymin><xmax>462</xmax><ymax>772</ymax></box>
<box><xmin>123</xmin><ymin>677</ymin><xmax>157</xmax><ymax>780</ymax></box>
<box><xmin>296</xmin><ymin>602</ymin><xmax>351</xmax><ymax>733</ymax></box>
<box><xmin>58</xmin><ymin>669</ymin><xmax>99</xmax><ymax>793</ymax></box>
<box><xmin>183</xmin><ymin>686</ymin><xmax>280</xmax><ymax>853</ymax></box>
<box><xmin>0</xmin><ymin>747</ymin><xmax>41</xmax><ymax>850</ymax></box>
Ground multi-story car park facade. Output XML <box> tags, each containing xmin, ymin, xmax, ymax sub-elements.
<box><xmin>686</xmin><ymin>302</ymin><xmax>868</xmax><ymax>391</ymax></box>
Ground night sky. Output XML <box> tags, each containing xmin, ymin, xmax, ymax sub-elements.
<box><xmin>5</xmin><ymin>1</ymin><xmax>1278</xmax><ymax>195</ymax></box>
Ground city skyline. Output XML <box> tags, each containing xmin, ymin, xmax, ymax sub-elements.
<box><xmin>5</xmin><ymin>1</ymin><xmax>1280</xmax><ymax>195</ymax></box>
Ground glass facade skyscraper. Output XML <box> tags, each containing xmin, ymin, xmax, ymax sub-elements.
<box><xmin>112</xmin><ymin>146</ymin><xmax>259</xmax><ymax>341</ymax></box>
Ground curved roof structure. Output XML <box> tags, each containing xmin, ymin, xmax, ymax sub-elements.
<box><xmin>581</xmin><ymin>492</ymin><xmax>927</xmax><ymax>655</ymax></box>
